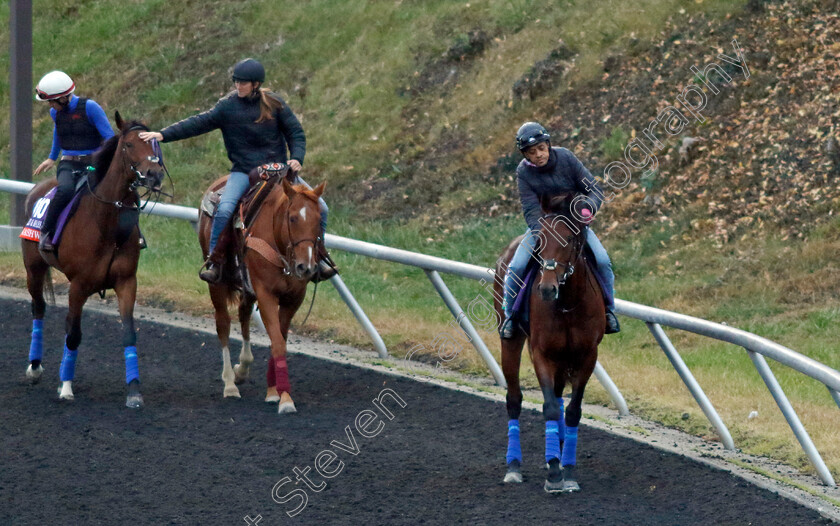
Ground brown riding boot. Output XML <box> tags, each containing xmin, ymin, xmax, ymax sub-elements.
<box><xmin>199</xmin><ymin>253</ymin><xmax>224</xmax><ymax>284</ymax></box>
<box><xmin>200</xmin><ymin>234</ymin><xmax>232</xmax><ymax>284</ymax></box>
<box><xmin>311</xmin><ymin>240</ymin><xmax>338</xmax><ymax>283</ymax></box>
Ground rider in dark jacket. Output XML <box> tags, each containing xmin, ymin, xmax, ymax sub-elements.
<box><xmin>140</xmin><ymin>58</ymin><xmax>333</xmax><ymax>283</ymax></box>
<box><xmin>500</xmin><ymin>122</ymin><xmax>620</xmax><ymax>338</ymax></box>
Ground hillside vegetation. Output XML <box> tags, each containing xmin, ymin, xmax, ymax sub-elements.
<box><xmin>1</xmin><ymin>0</ymin><xmax>839</xmax><ymax>481</ymax></box>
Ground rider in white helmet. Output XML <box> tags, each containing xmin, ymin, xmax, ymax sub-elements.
<box><xmin>33</xmin><ymin>70</ymin><xmax>115</xmax><ymax>252</ymax></box>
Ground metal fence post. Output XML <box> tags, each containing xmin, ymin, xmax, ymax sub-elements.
<box><xmin>647</xmin><ymin>322</ymin><xmax>735</xmax><ymax>451</ymax></box>
<box><xmin>748</xmin><ymin>350</ymin><xmax>835</xmax><ymax>487</ymax></box>
<box><xmin>424</xmin><ymin>270</ymin><xmax>506</xmax><ymax>387</ymax></box>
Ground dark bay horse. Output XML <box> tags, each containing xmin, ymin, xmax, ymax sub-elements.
<box><xmin>198</xmin><ymin>176</ymin><xmax>325</xmax><ymax>414</ymax></box>
<box><xmin>22</xmin><ymin>113</ymin><xmax>164</xmax><ymax>408</ymax></box>
<box><xmin>493</xmin><ymin>192</ymin><xmax>605</xmax><ymax>492</ymax></box>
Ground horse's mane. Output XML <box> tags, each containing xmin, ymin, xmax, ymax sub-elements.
<box><xmin>89</xmin><ymin>120</ymin><xmax>149</xmax><ymax>188</ymax></box>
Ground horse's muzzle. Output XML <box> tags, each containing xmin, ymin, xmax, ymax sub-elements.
<box><xmin>539</xmin><ymin>283</ymin><xmax>560</xmax><ymax>302</ymax></box>
<box><xmin>293</xmin><ymin>261</ymin><xmax>316</xmax><ymax>280</ymax></box>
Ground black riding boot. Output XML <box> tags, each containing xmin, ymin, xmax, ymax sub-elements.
<box><xmin>605</xmin><ymin>307</ymin><xmax>621</xmax><ymax>334</ymax></box>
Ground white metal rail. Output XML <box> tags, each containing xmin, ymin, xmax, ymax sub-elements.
<box><xmin>2</xmin><ymin>178</ymin><xmax>838</xmax><ymax>485</ymax></box>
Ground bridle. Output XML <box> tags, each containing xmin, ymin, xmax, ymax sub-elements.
<box><xmin>538</xmin><ymin>214</ymin><xmax>588</xmax><ymax>312</ymax></box>
<box><xmin>87</xmin><ymin>125</ymin><xmax>166</xmax><ymax>210</ymax></box>
<box><xmin>277</xmin><ymin>195</ymin><xmax>321</xmax><ymax>276</ymax></box>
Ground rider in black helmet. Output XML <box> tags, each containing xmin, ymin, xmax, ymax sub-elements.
<box><xmin>499</xmin><ymin>121</ymin><xmax>620</xmax><ymax>339</ymax></box>
<box><xmin>140</xmin><ymin>58</ymin><xmax>334</xmax><ymax>284</ymax></box>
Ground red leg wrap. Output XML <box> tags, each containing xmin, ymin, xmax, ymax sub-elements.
<box><xmin>274</xmin><ymin>355</ymin><xmax>291</xmax><ymax>394</ymax></box>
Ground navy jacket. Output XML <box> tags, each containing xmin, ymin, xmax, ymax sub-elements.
<box><xmin>516</xmin><ymin>147</ymin><xmax>603</xmax><ymax>230</ymax></box>
<box><xmin>161</xmin><ymin>91</ymin><xmax>305</xmax><ymax>174</ymax></box>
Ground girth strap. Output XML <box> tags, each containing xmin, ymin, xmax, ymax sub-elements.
<box><xmin>245</xmin><ymin>236</ymin><xmax>287</xmax><ymax>268</ymax></box>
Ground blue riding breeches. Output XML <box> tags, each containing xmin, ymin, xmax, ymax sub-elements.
<box><xmin>208</xmin><ymin>171</ymin><xmax>330</xmax><ymax>253</ymax></box>
<box><xmin>503</xmin><ymin>227</ymin><xmax>615</xmax><ymax>318</ymax></box>
<box><xmin>209</xmin><ymin>171</ymin><xmax>250</xmax><ymax>253</ymax></box>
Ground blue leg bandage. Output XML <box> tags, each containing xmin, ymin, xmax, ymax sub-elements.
<box><xmin>124</xmin><ymin>346</ymin><xmax>139</xmax><ymax>384</ymax></box>
<box><xmin>506</xmin><ymin>419</ymin><xmax>522</xmax><ymax>464</ymax></box>
<box><xmin>29</xmin><ymin>319</ymin><xmax>44</xmax><ymax>362</ymax></box>
<box><xmin>557</xmin><ymin>397</ymin><xmax>566</xmax><ymax>448</ymax></box>
<box><xmin>545</xmin><ymin>420</ymin><xmax>561</xmax><ymax>463</ymax></box>
<box><xmin>561</xmin><ymin>426</ymin><xmax>578</xmax><ymax>467</ymax></box>
<box><xmin>59</xmin><ymin>344</ymin><xmax>77</xmax><ymax>382</ymax></box>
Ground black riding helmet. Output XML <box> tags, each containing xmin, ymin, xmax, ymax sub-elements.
<box><xmin>232</xmin><ymin>58</ymin><xmax>265</xmax><ymax>83</ymax></box>
<box><xmin>516</xmin><ymin>121</ymin><xmax>551</xmax><ymax>152</ymax></box>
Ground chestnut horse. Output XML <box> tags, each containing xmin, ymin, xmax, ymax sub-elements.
<box><xmin>22</xmin><ymin>114</ymin><xmax>164</xmax><ymax>408</ymax></box>
<box><xmin>198</xmin><ymin>176</ymin><xmax>325</xmax><ymax>414</ymax></box>
<box><xmin>493</xmin><ymin>192</ymin><xmax>604</xmax><ymax>492</ymax></box>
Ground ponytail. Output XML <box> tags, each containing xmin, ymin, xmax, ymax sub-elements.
<box><xmin>255</xmin><ymin>88</ymin><xmax>283</xmax><ymax>123</ymax></box>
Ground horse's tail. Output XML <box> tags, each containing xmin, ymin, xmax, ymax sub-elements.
<box><xmin>44</xmin><ymin>268</ymin><xmax>56</xmax><ymax>306</ymax></box>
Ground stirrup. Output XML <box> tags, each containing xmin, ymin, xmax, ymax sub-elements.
<box><xmin>499</xmin><ymin>317</ymin><xmax>516</xmax><ymax>339</ymax></box>
<box><xmin>199</xmin><ymin>261</ymin><xmax>222</xmax><ymax>284</ymax></box>
<box><xmin>310</xmin><ymin>260</ymin><xmax>338</xmax><ymax>283</ymax></box>
<box><xmin>38</xmin><ymin>234</ymin><xmax>55</xmax><ymax>254</ymax></box>
<box><xmin>605</xmin><ymin>309</ymin><xmax>621</xmax><ymax>334</ymax></box>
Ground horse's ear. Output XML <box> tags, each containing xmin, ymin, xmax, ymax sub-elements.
<box><xmin>539</xmin><ymin>192</ymin><xmax>553</xmax><ymax>214</ymax></box>
<box><xmin>115</xmin><ymin>111</ymin><xmax>124</xmax><ymax>131</ymax></box>
<box><xmin>281</xmin><ymin>177</ymin><xmax>296</xmax><ymax>199</ymax></box>
<box><xmin>311</xmin><ymin>181</ymin><xmax>326</xmax><ymax>198</ymax></box>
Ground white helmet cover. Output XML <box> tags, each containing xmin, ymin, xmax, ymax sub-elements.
<box><xmin>35</xmin><ymin>71</ymin><xmax>75</xmax><ymax>101</ymax></box>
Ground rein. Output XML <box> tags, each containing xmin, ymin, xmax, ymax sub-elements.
<box><xmin>539</xmin><ymin>217</ymin><xmax>588</xmax><ymax>313</ymax></box>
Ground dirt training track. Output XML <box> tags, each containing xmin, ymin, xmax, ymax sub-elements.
<box><xmin>0</xmin><ymin>296</ymin><xmax>831</xmax><ymax>525</ymax></box>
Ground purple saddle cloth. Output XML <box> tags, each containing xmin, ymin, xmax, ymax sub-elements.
<box><xmin>21</xmin><ymin>186</ymin><xmax>84</xmax><ymax>247</ymax></box>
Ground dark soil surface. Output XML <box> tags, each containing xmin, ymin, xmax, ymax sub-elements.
<box><xmin>0</xmin><ymin>297</ymin><xmax>830</xmax><ymax>525</ymax></box>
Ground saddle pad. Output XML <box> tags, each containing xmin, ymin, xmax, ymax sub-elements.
<box><xmin>20</xmin><ymin>187</ymin><xmax>57</xmax><ymax>241</ymax></box>
<box><xmin>200</xmin><ymin>188</ymin><xmax>244</xmax><ymax>229</ymax></box>
<box><xmin>20</xmin><ymin>176</ymin><xmax>89</xmax><ymax>244</ymax></box>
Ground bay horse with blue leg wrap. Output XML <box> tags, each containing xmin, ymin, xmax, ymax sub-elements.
<box><xmin>21</xmin><ymin>113</ymin><xmax>164</xmax><ymax>408</ymax></box>
<box><xmin>493</xmin><ymin>192</ymin><xmax>604</xmax><ymax>492</ymax></box>
<box><xmin>198</xmin><ymin>171</ymin><xmax>325</xmax><ymax>414</ymax></box>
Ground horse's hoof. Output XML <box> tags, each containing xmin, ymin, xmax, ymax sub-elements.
<box><xmin>26</xmin><ymin>364</ymin><xmax>44</xmax><ymax>384</ymax></box>
<box><xmin>223</xmin><ymin>386</ymin><xmax>241</xmax><ymax>398</ymax></box>
<box><xmin>58</xmin><ymin>382</ymin><xmax>74</xmax><ymax>401</ymax></box>
<box><xmin>233</xmin><ymin>364</ymin><xmax>249</xmax><ymax>384</ymax></box>
<box><xmin>265</xmin><ymin>386</ymin><xmax>280</xmax><ymax>403</ymax></box>
<box><xmin>278</xmin><ymin>401</ymin><xmax>297</xmax><ymax>414</ymax></box>
<box><xmin>126</xmin><ymin>394</ymin><xmax>144</xmax><ymax>409</ymax></box>
<box><xmin>561</xmin><ymin>479</ymin><xmax>580</xmax><ymax>492</ymax></box>
<box><xmin>504</xmin><ymin>460</ymin><xmax>523</xmax><ymax>483</ymax></box>
<box><xmin>560</xmin><ymin>465</ymin><xmax>579</xmax><ymax>492</ymax></box>
<box><xmin>544</xmin><ymin>458</ymin><xmax>564</xmax><ymax>493</ymax></box>
<box><xmin>544</xmin><ymin>479</ymin><xmax>566</xmax><ymax>493</ymax></box>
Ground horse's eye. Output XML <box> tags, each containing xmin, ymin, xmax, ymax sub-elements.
<box><xmin>290</xmin><ymin>216</ymin><xmax>298</xmax><ymax>223</ymax></box>
<box><xmin>125</xmin><ymin>142</ymin><xmax>134</xmax><ymax>148</ymax></box>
